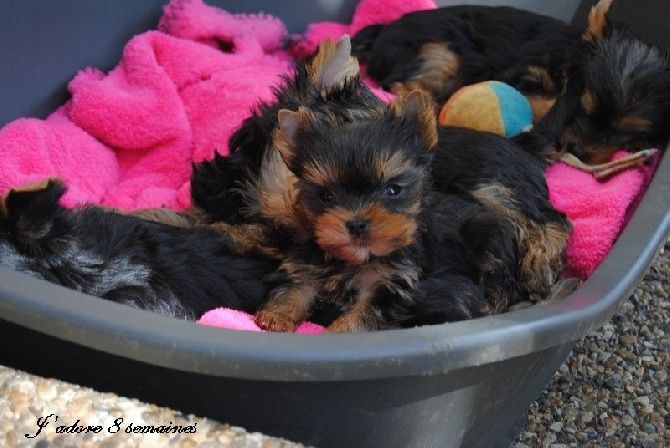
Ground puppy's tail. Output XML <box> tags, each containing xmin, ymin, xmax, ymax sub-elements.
<box><xmin>0</xmin><ymin>178</ymin><xmax>70</xmax><ymax>252</ymax></box>
<box><xmin>351</xmin><ymin>24</ymin><xmax>385</xmax><ymax>58</ymax></box>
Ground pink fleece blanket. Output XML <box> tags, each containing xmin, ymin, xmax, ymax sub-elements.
<box><xmin>0</xmin><ymin>0</ymin><xmax>659</xmax><ymax>294</ymax></box>
<box><xmin>0</xmin><ymin>0</ymin><xmax>292</xmax><ymax>211</ymax></box>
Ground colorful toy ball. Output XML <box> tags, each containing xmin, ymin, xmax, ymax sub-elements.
<box><xmin>438</xmin><ymin>81</ymin><xmax>533</xmax><ymax>138</ymax></box>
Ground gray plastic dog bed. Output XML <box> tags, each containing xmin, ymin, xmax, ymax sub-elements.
<box><xmin>0</xmin><ymin>1</ymin><xmax>669</xmax><ymax>447</ymax></box>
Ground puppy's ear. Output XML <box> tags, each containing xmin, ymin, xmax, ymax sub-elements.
<box><xmin>308</xmin><ymin>35</ymin><xmax>360</xmax><ymax>92</ymax></box>
<box><xmin>390</xmin><ymin>90</ymin><xmax>439</xmax><ymax>151</ymax></box>
<box><xmin>1</xmin><ymin>178</ymin><xmax>66</xmax><ymax>240</ymax></box>
<box><xmin>274</xmin><ymin>107</ymin><xmax>314</xmax><ymax>168</ymax></box>
<box><xmin>583</xmin><ymin>0</ymin><xmax>614</xmax><ymax>43</ymax></box>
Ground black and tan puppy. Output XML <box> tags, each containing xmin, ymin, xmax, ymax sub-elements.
<box><xmin>433</xmin><ymin>127</ymin><xmax>571</xmax><ymax>299</ymax></box>
<box><xmin>519</xmin><ymin>0</ymin><xmax>670</xmax><ymax>178</ymax></box>
<box><xmin>253</xmin><ymin>91</ymin><xmax>525</xmax><ymax>332</ymax></box>
<box><xmin>352</xmin><ymin>5</ymin><xmax>582</xmax><ymax>121</ymax></box>
<box><xmin>191</xmin><ymin>37</ymin><xmax>572</xmax><ymax>331</ymax></box>
<box><xmin>0</xmin><ymin>179</ymin><xmax>276</xmax><ymax>320</ymax></box>
<box><xmin>190</xmin><ymin>36</ymin><xmax>380</xmax><ymax>228</ymax></box>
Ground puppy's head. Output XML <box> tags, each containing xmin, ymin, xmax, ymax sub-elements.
<box><xmin>564</xmin><ymin>0</ymin><xmax>670</xmax><ymax>163</ymax></box>
<box><xmin>274</xmin><ymin>91</ymin><xmax>437</xmax><ymax>264</ymax></box>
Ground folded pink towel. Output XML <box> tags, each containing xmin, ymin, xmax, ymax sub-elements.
<box><xmin>548</xmin><ymin>152</ymin><xmax>659</xmax><ymax>278</ymax></box>
<box><xmin>0</xmin><ymin>0</ymin><xmax>662</xmax><ymax>333</ymax></box>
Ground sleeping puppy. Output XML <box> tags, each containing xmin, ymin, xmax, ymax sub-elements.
<box><xmin>0</xmin><ymin>179</ymin><xmax>276</xmax><ymax>320</ymax></box>
<box><xmin>517</xmin><ymin>0</ymin><xmax>670</xmax><ymax>178</ymax></box>
<box><xmin>352</xmin><ymin>4</ymin><xmax>582</xmax><ymax>122</ymax></box>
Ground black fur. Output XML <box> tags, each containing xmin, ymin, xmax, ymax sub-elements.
<box><xmin>387</xmin><ymin>192</ymin><xmax>521</xmax><ymax>327</ymax></box>
<box><xmin>190</xmin><ymin>64</ymin><xmax>383</xmax><ymax>224</ymax></box>
<box><xmin>514</xmin><ymin>0</ymin><xmax>670</xmax><ymax>166</ymax></box>
<box><xmin>251</xmin><ymin>99</ymin><xmax>527</xmax><ymax>332</ymax></box>
<box><xmin>434</xmin><ymin>127</ymin><xmax>555</xmax><ymax>224</ymax></box>
<box><xmin>521</xmin><ymin>25</ymin><xmax>670</xmax><ymax>162</ymax></box>
<box><xmin>0</xmin><ymin>180</ymin><xmax>276</xmax><ymax>320</ymax></box>
<box><xmin>190</xmin><ymin>43</ymin><xmax>569</xmax><ymax>330</ymax></box>
<box><xmin>0</xmin><ymin>38</ymin><xmax>573</xmax><ymax>329</ymax></box>
<box><xmin>352</xmin><ymin>6</ymin><xmax>582</xmax><ymax>103</ymax></box>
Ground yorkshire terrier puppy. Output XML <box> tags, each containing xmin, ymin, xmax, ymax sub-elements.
<box><xmin>190</xmin><ymin>36</ymin><xmax>379</xmax><ymax>227</ymax></box>
<box><xmin>254</xmin><ymin>91</ymin><xmax>526</xmax><ymax>332</ymax></box>
<box><xmin>191</xmin><ymin>37</ymin><xmax>573</xmax><ymax>331</ymax></box>
<box><xmin>433</xmin><ymin>127</ymin><xmax>571</xmax><ymax>300</ymax></box>
<box><xmin>0</xmin><ymin>179</ymin><xmax>275</xmax><ymax>320</ymax></box>
<box><xmin>516</xmin><ymin>0</ymin><xmax>670</xmax><ymax>178</ymax></box>
<box><xmin>352</xmin><ymin>5</ymin><xmax>582</xmax><ymax>122</ymax></box>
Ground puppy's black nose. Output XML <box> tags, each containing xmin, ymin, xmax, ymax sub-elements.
<box><xmin>346</xmin><ymin>219</ymin><xmax>369</xmax><ymax>237</ymax></box>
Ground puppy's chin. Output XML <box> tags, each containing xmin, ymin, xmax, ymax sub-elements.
<box><xmin>328</xmin><ymin>244</ymin><xmax>371</xmax><ymax>265</ymax></box>
<box><xmin>317</xmin><ymin>235</ymin><xmax>411</xmax><ymax>265</ymax></box>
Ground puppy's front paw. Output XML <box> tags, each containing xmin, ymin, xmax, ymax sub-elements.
<box><xmin>325</xmin><ymin>316</ymin><xmax>367</xmax><ymax>333</ymax></box>
<box><xmin>254</xmin><ymin>309</ymin><xmax>298</xmax><ymax>332</ymax></box>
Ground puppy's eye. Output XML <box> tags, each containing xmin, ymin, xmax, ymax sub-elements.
<box><xmin>320</xmin><ymin>190</ymin><xmax>335</xmax><ymax>203</ymax></box>
<box><xmin>384</xmin><ymin>184</ymin><xmax>402</xmax><ymax>197</ymax></box>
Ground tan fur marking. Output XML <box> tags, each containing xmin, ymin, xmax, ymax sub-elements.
<box><xmin>208</xmin><ymin>222</ymin><xmax>276</xmax><ymax>257</ymax></box>
<box><xmin>274</xmin><ymin>107</ymin><xmax>315</xmax><ymax>167</ymax></box>
<box><xmin>520</xmin><ymin>220</ymin><xmax>571</xmax><ymax>293</ymax></box>
<box><xmin>390</xmin><ymin>80</ymin><xmax>435</xmax><ymax>100</ymax></box>
<box><xmin>255</xmin><ymin>281</ymin><xmax>319</xmax><ymax>332</ymax></box>
<box><xmin>131</xmin><ymin>208</ymin><xmax>197</xmax><ymax>228</ymax></box>
<box><xmin>614</xmin><ymin>115</ymin><xmax>653</xmax><ymax>132</ymax></box>
<box><xmin>582</xmin><ymin>145</ymin><xmax>619</xmax><ymax>164</ymax></box>
<box><xmin>409</xmin><ymin>42</ymin><xmax>461</xmax><ymax>101</ymax></box>
<box><xmin>559</xmin><ymin>149</ymin><xmax>656</xmax><ymax>178</ymax></box>
<box><xmin>272</xmin><ymin>127</ymin><xmax>296</xmax><ymax>167</ymax></box>
<box><xmin>584</xmin><ymin>0</ymin><xmax>614</xmax><ymax>42</ymax></box>
<box><xmin>308</xmin><ymin>39</ymin><xmax>337</xmax><ymax>82</ymax></box>
<box><xmin>527</xmin><ymin>66</ymin><xmax>557</xmax><ymax>94</ymax></box>
<box><xmin>390</xmin><ymin>90</ymin><xmax>439</xmax><ymax>150</ymax></box>
<box><xmin>0</xmin><ymin>191</ymin><xmax>8</xmax><ymax>218</ymax></box>
<box><xmin>527</xmin><ymin>95</ymin><xmax>558</xmax><ymax>123</ymax></box>
<box><xmin>326</xmin><ymin>294</ymin><xmax>375</xmax><ymax>332</ymax></box>
<box><xmin>471</xmin><ymin>183</ymin><xmax>519</xmax><ymax>217</ymax></box>
<box><xmin>472</xmin><ymin>183</ymin><xmax>570</xmax><ymax>295</ymax></box>
<box><xmin>523</xmin><ymin>64</ymin><xmax>560</xmax><ymax>121</ymax></box>
<box><xmin>254</xmin><ymin>148</ymin><xmax>307</xmax><ymax>237</ymax></box>
<box><xmin>303</xmin><ymin>161</ymin><xmax>338</xmax><ymax>185</ymax></box>
<box><xmin>314</xmin><ymin>207</ymin><xmax>369</xmax><ymax>264</ymax></box>
<box><xmin>14</xmin><ymin>178</ymin><xmax>53</xmax><ymax>194</ymax></box>
<box><xmin>307</xmin><ymin>36</ymin><xmax>360</xmax><ymax>93</ymax></box>
<box><xmin>327</xmin><ymin>266</ymin><xmax>384</xmax><ymax>332</ymax></box>
<box><xmin>363</xmin><ymin>205</ymin><xmax>417</xmax><ymax>257</ymax></box>
<box><xmin>581</xmin><ymin>90</ymin><xmax>597</xmax><ymax>115</ymax></box>
<box><xmin>374</xmin><ymin>150</ymin><xmax>412</xmax><ymax>183</ymax></box>
<box><xmin>0</xmin><ymin>197</ymin><xmax>7</xmax><ymax>218</ymax></box>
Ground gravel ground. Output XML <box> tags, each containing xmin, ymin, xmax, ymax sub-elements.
<box><xmin>515</xmin><ymin>239</ymin><xmax>669</xmax><ymax>448</ymax></box>
<box><xmin>0</xmin><ymin>366</ymin><xmax>302</xmax><ymax>448</ymax></box>
<box><xmin>0</xmin><ymin>240</ymin><xmax>668</xmax><ymax>448</ymax></box>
